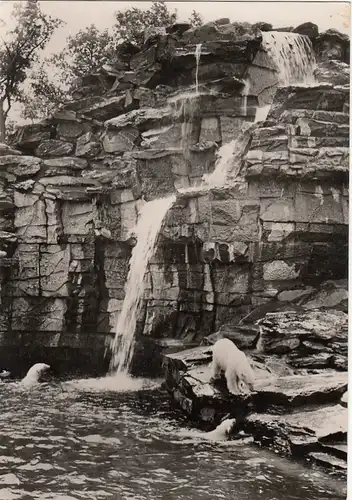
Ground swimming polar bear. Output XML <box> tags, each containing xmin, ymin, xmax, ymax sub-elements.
<box><xmin>177</xmin><ymin>418</ymin><xmax>237</xmax><ymax>442</ymax></box>
<box><xmin>21</xmin><ymin>363</ymin><xmax>50</xmax><ymax>387</ymax></box>
<box><xmin>210</xmin><ymin>338</ymin><xmax>255</xmax><ymax>395</ymax></box>
<box><xmin>203</xmin><ymin>418</ymin><xmax>237</xmax><ymax>441</ymax></box>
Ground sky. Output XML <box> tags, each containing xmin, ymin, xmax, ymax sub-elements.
<box><xmin>0</xmin><ymin>1</ymin><xmax>350</xmax><ymax>123</ymax></box>
<box><xmin>0</xmin><ymin>1</ymin><xmax>350</xmax><ymax>53</ymax></box>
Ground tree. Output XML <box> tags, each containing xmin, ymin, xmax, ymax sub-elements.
<box><xmin>0</xmin><ymin>0</ymin><xmax>62</xmax><ymax>141</ymax></box>
<box><xmin>189</xmin><ymin>10</ymin><xmax>203</xmax><ymax>28</ymax></box>
<box><xmin>21</xmin><ymin>23</ymin><xmax>115</xmax><ymax>121</ymax></box>
<box><xmin>20</xmin><ymin>63</ymin><xmax>67</xmax><ymax>121</ymax></box>
<box><xmin>113</xmin><ymin>1</ymin><xmax>203</xmax><ymax>45</ymax></box>
<box><xmin>51</xmin><ymin>24</ymin><xmax>115</xmax><ymax>82</ymax></box>
<box><xmin>21</xmin><ymin>1</ymin><xmax>204</xmax><ymax>121</ymax></box>
<box><xmin>113</xmin><ymin>1</ymin><xmax>178</xmax><ymax>46</ymax></box>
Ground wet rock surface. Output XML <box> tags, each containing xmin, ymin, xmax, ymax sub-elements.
<box><xmin>163</xmin><ymin>333</ymin><xmax>348</xmax><ymax>474</ymax></box>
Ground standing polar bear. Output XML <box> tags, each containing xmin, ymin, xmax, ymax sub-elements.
<box><xmin>21</xmin><ymin>363</ymin><xmax>50</xmax><ymax>387</ymax></box>
<box><xmin>210</xmin><ymin>338</ymin><xmax>255</xmax><ymax>395</ymax></box>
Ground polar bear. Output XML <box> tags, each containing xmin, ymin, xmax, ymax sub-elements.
<box><xmin>21</xmin><ymin>363</ymin><xmax>50</xmax><ymax>387</ymax></box>
<box><xmin>210</xmin><ymin>338</ymin><xmax>255</xmax><ymax>395</ymax></box>
<box><xmin>203</xmin><ymin>418</ymin><xmax>237</xmax><ymax>441</ymax></box>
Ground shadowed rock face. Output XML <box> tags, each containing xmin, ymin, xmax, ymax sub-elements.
<box><xmin>0</xmin><ymin>20</ymin><xmax>349</xmax><ymax>377</ymax></box>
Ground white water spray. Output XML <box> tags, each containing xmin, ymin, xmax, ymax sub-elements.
<box><xmin>110</xmin><ymin>196</ymin><xmax>176</xmax><ymax>373</ymax></box>
<box><xmin>195</xmin><ymin>44</ymin><xmax>202</xmax><ymax>94</ymax></box>
<box><xmin>241</xmin><ymin>79</ymin><xmax>250</xmax><ymax>117</ymax></box>
<box><xmin>255</xmin><ymin>105</ymin><xmax>271</xmax><ymax>123</ymax></box>
<box><xmin>203</xmin><ymin>123</ymin><xmax>254</xmax><ymax>188</ymax></box>
<box><xmin>262</xmin><ymin>31</ymin><xmax>316</xmax><ymax>86</ymax></box>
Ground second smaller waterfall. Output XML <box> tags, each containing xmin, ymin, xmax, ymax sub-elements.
<box><xmin>110</xmin><ymin>195</ymin><xmax>176</xmax><ymax>374</ymax></box>
<box><xmin>195</xmin><ymin>44</ymin><xmax>202</xmax><ymax>94</ymax></box>
<box><xmin>203</xmin><ymin>123</ymin><xmax>254</xmax><ymax>188</ymax></box>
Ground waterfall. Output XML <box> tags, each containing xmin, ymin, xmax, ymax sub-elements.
<box><xmin>255</xmin><ymin>104</ymin><xmax>271</xmax><ymax>123</ymax></box>
<box><xmin>109</xmin><ymin>195</ymin><xmax>176</xmax><ymax>373</ymax></box>
<box><xmin>203</xmin><ymin>123</ymin><xmax>253</xmax><ymax>188</ymax></box>
<box><xmin>195</xmin><ymin>44</ymin><xmax>202</xmax><ymax>94</ymax></box>
<box><xmin>241</xmin><ymin>79</ymin><xmax>250</xmax><ymax>117</ymax></box>
<box><xmin>108</xmin><ymin>32</ymin><xmax>318</xmax><ymax>373</ymax></box>
<box><xmin>180</xmin><ymin>94</ymin><xmax>199</xmax><ymax>156</ymax></box>
<box><xmin>262</xmin><ymin>31</ymin><xmax>316</xmax><ymax>86</ymax></box>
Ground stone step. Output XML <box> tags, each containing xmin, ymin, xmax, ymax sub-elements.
<box><xmin>252</xmin><ymin>372</ymin><xmax>347</xmax><ymax>410</ymax></box>
<box><xmin>308</xmin><ymin>452</ymin><xmax>347</xmax><ymax>472</ymax></box>
<box><xmin>245</xmin><ymin>404</ymin><xmax>348</xmax><ymax>459</ymax></box>
<box><xmin>319</xmin><ymin>442</ymin><xmax>347</xmax><ymax>461</ymax></box>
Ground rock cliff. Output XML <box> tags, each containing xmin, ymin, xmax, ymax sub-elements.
<box><xmin>0</xmin><ymin>20</ymin><xmax>349</xmax><ymax>378</ymax></box>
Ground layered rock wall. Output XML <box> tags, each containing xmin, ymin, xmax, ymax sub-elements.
<box><xmin>0</xmin><ymin>21</ymin><xmax>349</xmax><ymax>374</ymax></box>
<box><xmin>141</xmin><ymin>84</ymin><xmax>349</xmax><ymax>340</ymax></box>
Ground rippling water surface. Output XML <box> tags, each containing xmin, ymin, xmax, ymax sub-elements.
<box><xmin>0</xmin><ymin>375</ymin><xmax>346</xmax><ymax>500</ymax></box>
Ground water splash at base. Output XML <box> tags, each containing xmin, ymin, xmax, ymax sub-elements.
<box><xmin>64</xmin><ymin>373</ymin><xmax>162</xmax><ymax>393</ymax></box>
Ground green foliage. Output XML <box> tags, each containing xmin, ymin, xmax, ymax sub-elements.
<box><xmin>21</xmin><ymin>23</ymin><xmax>115</xmax><ymax>121</ymax></box>
<box><xmin>188</xmin><ymin>10</ymin><xmax>203</xmax><ymax>28</ymax></box>
<box><xmin>20</xmin><ymin>64</ymin><xmax>67</xmax><ymax>121</ymax></box>
<box><xmin>113</xmin><ymin>1</ymin><xmax>178</xmax><ymax>46</ymax></box>
<box><xmin>52</xmin><ymin>24</ymin><xmax>115</xmax><ymax>82</ymax></box>
<box><xmin>20</xmin><ymin>1</ymin><xmax>204</xmax><ymax>122</ymax></box>
<box><xmin>0</xmin><ymin>0</ymin><xmax>62</xmax><ymax>138</ymax></box>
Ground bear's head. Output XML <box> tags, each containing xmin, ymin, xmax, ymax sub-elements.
<box><xmin>217</xmin><ymin>418</ymin><xmax>237</xmax><ymax>437</ymax></box>
<box><xmin>22</xmin><ymin>363</ymin><xmax>50</xmax><ymax>386</ymax></box>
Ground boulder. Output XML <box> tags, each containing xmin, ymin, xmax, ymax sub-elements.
<box><xmin>314</xmin><ymin>60</ymin><xmax>350</xmax><ymax>86</ymax></box>
<box><xmin>75</xmin><ymin>132</ymin><xmax>101</xmax><ymax>158</ymax></box>
<box><xmin>182</xmin><ymin>21</ymin><xmax>262</xmax><ymax>44</ymax></box>
<box><xmin>253</xmin><ymin>22</ymin><xmax>273</xmax><ymax>32</ymax></box>
<box><xmin>256</xmin><ymin>309</ymin><xmax>348</xmax><ymax>354</ymax></box>
<box><xmin>80</xmin><ymin>95</ymin><xmax>128</xmax><ymax>121</ymax></box>
<box><xmin>0</xmin><ymin>155</ymin><xmax>41</xmax><ymax>177</ymax></box>
<box><xmin>36</xmin><ymin>140</ymin><xmax>74</xmax><ymax>158</ymax></box>
<box><xmin>303</xmin><ymin>280</ymin><xmax>348</xmax><ymax>312</ymax></box>
<box><xmin>293</xmin><ymin>22</ymin><xmax>319</xmax><ymax>39</ymax></box>
<box><xmin>245</xmin><ymin>404</ymin><xmax>347</xmax><ymax>456</ymax></box>
<box><xmin>166</xmin><ymin>23</ymin><xmax>192</xmax><ymax>35</ymax></box>
<box><xmin>203</xmin><ymin>323</ymin><xmax>259</xmax><ymax>350</ymax></box>
<box><xmin>0</xmin><ymin>143</ymin><xmax>22</xmax><ymax>156</ymax></box>
<box><xmin>13</xmin><ymin>122</ymin><xmax>54</xmax><ymax>151</ymax></box>
<box><xmin>314</xmin><ymin>29</ymin><xmax>350</xmax><ymax>63</ymax></box>
<box><xmin>253</xmin><ymin>372</ymin><xmax>347</xmax><ymax>410</ymax></box>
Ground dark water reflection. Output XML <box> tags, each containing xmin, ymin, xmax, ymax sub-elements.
<box><xmin>0</xmin><ymin>376</ymin><xmax>346</xmax><ymax>500</ymax></box>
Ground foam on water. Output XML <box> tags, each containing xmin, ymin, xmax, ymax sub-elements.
<box><xmin>64</xmin><ymin>373</ymin><xmax>162</xmax><ymax>393</ymax></box>
<box><xmin>0</xmin><ymin>380</ymin><xmax>347</xmax><ymax>500</ymax></box>
<box><xmin>109</xmin><ymin>196</ymin><xmax>176</xmax><ymax>373</ymax></box>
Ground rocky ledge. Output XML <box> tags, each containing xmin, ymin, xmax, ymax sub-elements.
<box><xmin>163</xmin><ymin>300</ymin><xmax>348</xmax><ymax>475</ymax></box>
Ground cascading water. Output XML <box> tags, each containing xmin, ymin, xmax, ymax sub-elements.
<box><xmin>255</xmin><ymin>105</ymin><xmax>271</xmax><ymax>123</ymax></box>
<box><xmin>241</xmin><ymin>79</ymin><xmax>250</xmax><ymax>117</ymax></box>
<box><xmin>203</xmin><ymin>123</ymin><xmax>254</xmax><ymax>188</ymax></box>
<box><xmin>195</xmin><ymin>43</ymin><xmax>202</xmax><ymax>94</ymax></box>
<box><xmin>253</xmin><ymin>32</ymin><xmax>317</xmax><ymax>124</ymax></box>
<box><xmin>262</xmin><ymin>31</ymin><xmax>316</xmax><ymax>86</ymax></box>
<box><xmin>109</xmin><ymin>44</ymin><xmax>205</xmax><ymax>373</ymax></box>
<box><xmin>109</xmin><ymin>32</ymin><xmax>318</xmax><ymax>373</ymax></box>
<box><xmin>109</xmin><ymin>196</ymin><xmax>176</xmax><ymax>373</ymax></box>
